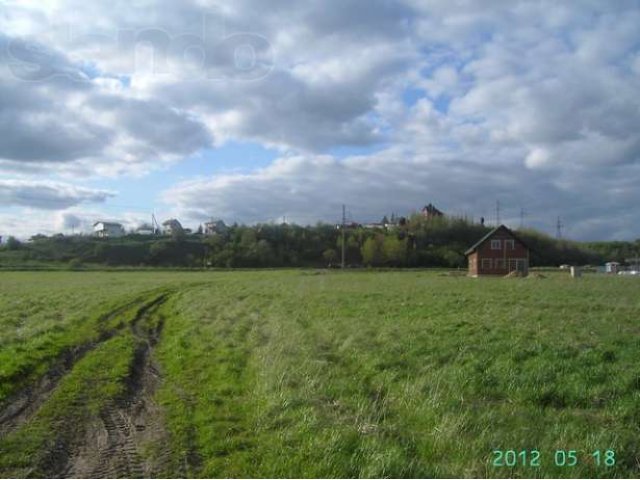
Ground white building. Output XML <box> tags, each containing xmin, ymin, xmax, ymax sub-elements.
<box><xmin>162</xmin><ymin>218</ymin><xmax>184</xmax><ymax>235</ymax></box>
<box><xmin>94</xmin><ymin>222</ymin><xmax>125</xmax><ymax>238</ymax></box>
<box><xmin>204</xmin><ymin>219</ymin><xmax>227</xmax><ymax>235</ymax></box>
<box><xmin>135</xmin><ymin>224</ymin><xmax>156</xmax><ymax>235</ymax></box>
<box><xmin>605</xmin><ymin>261</ymin><xmax>620</xmax><ymax>274</ymax></box>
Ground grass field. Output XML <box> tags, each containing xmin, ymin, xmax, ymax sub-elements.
<box><xmin>0</xmin><ymin>270</ymin><xmax>638</xmax><ymax>478</ymax></box>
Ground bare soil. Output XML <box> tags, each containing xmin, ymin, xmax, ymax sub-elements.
<box><xmin>0</xmin><ymin>294</ymin><xmax>173</xmax><ymax>479</ymax></box>
<box><xmin>62</xmin><ymin>295</ymin><xmax>172</xmax><ymax>478</ymax></box>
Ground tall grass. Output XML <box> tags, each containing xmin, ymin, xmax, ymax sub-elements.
<box><xmin>155</xmin><ymin>271</ymin><xmax>640</xmax><ymax>478</ymax></box>
<box><xmin>1</xmin><ymin>270</ymin><xmax>638</xmax><ymax>477</ymax></box>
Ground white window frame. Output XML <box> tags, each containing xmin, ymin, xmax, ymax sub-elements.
<box><xmin>508</xmin><ymin>258</ymin><xmax>528</xmax><ymax>272</ymax></box>
<box><xmin>481</xmin><ymin>258</ymin><xmax>493</xmax><ymax>269</ymax></box>
<box><xmin>491</xmin><ymin>239</ymin><xmax>501</xmax><ymax>250</ymax></box>
<box><xmin>494</xmin><ymin>258</ymin><xmax>505</xmax><ymax>269</ymax></box>
<box><xmin>505</xmin><ymin>239</ymin><xmax>515</xmax><ymax>250</ymax></box>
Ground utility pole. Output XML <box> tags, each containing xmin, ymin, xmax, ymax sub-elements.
<box><xmin>496</xmin><ymin>200</ymin><xmax>501</xmax><ymax>226</ymax></box>
<box><xmin>556</xmin><ymin>216</ymin><xmax>563</xmax><ymax>239</ymax></box>
<box><xmin>341</xmin><ymin>204</ymin><xmax>346</xmax><ymax>269</ymax></box>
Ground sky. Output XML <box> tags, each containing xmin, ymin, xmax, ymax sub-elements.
<box><xmin>1</xmin><ymin>0</ymin><xmax>640</xmax><ymax>241</ymax></box>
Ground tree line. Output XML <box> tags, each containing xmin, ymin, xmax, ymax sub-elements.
<box><xmin>0</xmin><ymin>215</ymin><xmax>630</xmax><ymax>269</ymax></box>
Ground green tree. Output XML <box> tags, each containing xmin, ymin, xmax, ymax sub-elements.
<box><xmin>6</xmin><ymin>236</ymin><xmax>21</xmax><ymax>250</ymax></box>
<box><xmin>383</xmin><ymin>236</ymin><xmax>407</xmax><ymax>266</ymax></box>
<box><xmin>322</xmin><ymin>248</ymin><xmax>338</xmax><ymax>265</ymax></box>
<box><xmin>362</xmin><ymin>236</ymin><xmax>384</xmax><ymax>266</ymax></box>
<box><xmin>240</xmin><ymin>228</ymin><xmax>257</xmax><ymax>247</ymax></box>
<box><xmin>254</xmin><ymin>239</ymin><xmax>275</xmax><ymax>266</ymax></box>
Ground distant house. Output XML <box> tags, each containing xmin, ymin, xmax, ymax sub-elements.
<box><xmin>204</xmin><ymin>219</ymin><xmax>227</xmax><ymax>236</ymax></box>
<box><xmin>135</xmin><ymin>224</ymin><xmax>156</xmax><ymax>235</ymax></box>
<box><xmin>93</xmin><ymin>222</ymin><xmax>125</xmax><ymax>238</ymax></box>
<box><xmin>465</xmin><ymin>225</ymin><xmax>529</xmax><ymax>276</ymax></box>
<box><xmin>162</xmin><ymin>219</ymin><xmax>183</xmax><ymax>235</ymax></box>
<box><xmin>605</xmin><ymin>261</ymin><xmax>620</xmax><ymax>274</ymax></box>
<box><xmin>362</xmin><ymin>222</ymin><xmax>385</xmax><ymax>229</ymax></box>
<box><xmin>421</xmin><ymin>203</ymin><xmax>444</xmax><ymax>219</ymax></box>
<box><xmin>625</xmin><ymin>257</ymin><xmax>640</xmax><ymax>271</ymax></box>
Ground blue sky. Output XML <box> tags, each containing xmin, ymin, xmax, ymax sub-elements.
<box><xmin>1</xmin><ymin>0</ymin><xmax>640</xmax><ymax>240</ymax></box>
<box><xmin>85</xmin><ymin>141</ymin><xmax>279</xmax><ymax>216</ymax></box>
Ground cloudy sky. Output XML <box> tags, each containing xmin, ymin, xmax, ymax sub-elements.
<box><xmin>1</xmin><ymin>0</ymin><xmax>639</xmax><ymax>240</ymax></box>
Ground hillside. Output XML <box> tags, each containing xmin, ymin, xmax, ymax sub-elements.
<box><xmin>0</xmin><ymin>217</ymin><xmax>613</xmax><ymax>269</ymax></box>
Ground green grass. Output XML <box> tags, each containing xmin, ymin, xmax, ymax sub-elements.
<box><xmin>0</xmin><ymin>272</ymin><xmax>196</xmax><ymax>402</ymax></box>
<box><xmin>1</xmin><ymin>270</ymin><xmax>639</xmax><ymax>478</ymax></box>
<box><xmin>0</xmin><ymin>332</ymin><xmax>137</xmax><ymax>476</ymax></box>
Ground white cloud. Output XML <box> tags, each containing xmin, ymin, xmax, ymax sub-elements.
<box><xmin>0</xmin><ymin>0</ymin><xmax>639</xmax><ymax>240</ymax></box>
<box><xmin>0</xmin><ymin>179</ymin><xmax>115</xmax><ymax>209</ymax></box>
<box><xmin>525</xmin><ymin>148</ymin><xmax>551</xmax><ymax>169</ymax></box>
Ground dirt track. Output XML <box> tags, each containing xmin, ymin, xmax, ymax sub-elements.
<box><xmin>63</xmin><ymin>296</ymin><xmax>171</xmax><ymax>478</ymax></box>
<box><xmin>0</xmin><ymin>293</ymin><xmax>173</xmax><ymax>478</ymax></box>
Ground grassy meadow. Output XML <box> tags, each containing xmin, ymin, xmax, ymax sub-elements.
<box><xmin>0</xmin><ymin>270</ymin><xmax>639</xmax><ymax>478</ymax></box>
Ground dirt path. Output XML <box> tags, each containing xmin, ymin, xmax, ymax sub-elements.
<box><xmin>0</xmin><ymin>293</ymin><xmax>173</xmax><ymax>478</ymax></box>
<box><xmin>0</xmin><ymin>295</ymin><xmax>164</xmax><ymax>438</ymax></box>
<box><xmin>61</xmin><ymin>295</ymin><xmax>172</xmax><ymax>478</ymax></box>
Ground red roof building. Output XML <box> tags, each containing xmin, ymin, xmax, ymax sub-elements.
<box><xmin>465</xmin><ymin>225</ymin><xmax>530</xmax><ymax>276</ymax></box>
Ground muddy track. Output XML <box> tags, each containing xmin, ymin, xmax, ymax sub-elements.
<box><xmin>0</xmin><ymin>293</ymin><xmax>168</xmax><ymax>439</ymax></box>
<box><xmin>60</xmin><ymin>295</ymin><xmax>172</xmax><ymax>479</ymax></box>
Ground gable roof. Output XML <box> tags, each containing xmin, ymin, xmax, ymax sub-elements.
<box><xmin>205</xmin><ymin>219</ymin><xmax>226</xmax><ymax>226</ymax></box>
<box><xmin>421</xmin><ymin>203</ymin><xmax>443</xmax><ymax>215</ymax></box>
<box><xmin>162</xmin><ymin>218</ymin><xmax>182</xmax><ymax>227</ymax></box>
<box><xmin>464</xmin><ymin>224</ymin><xmax>529</xmax><ymax>256</ymax></box>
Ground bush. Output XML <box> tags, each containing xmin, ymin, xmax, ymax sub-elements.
<box><xmin>69</xmin><ymin>258</ymin><xmax>84</xmax><ymax>270</ymax></box>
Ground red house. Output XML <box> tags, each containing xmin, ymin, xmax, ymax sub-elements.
<box><xmin>465</xmin><ymin>225</ymin><xmax>530</xmax><ymax>276</ymax></box>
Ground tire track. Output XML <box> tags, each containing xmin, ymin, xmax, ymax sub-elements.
<box><xmin>0</xmin><ymin>293</ymin><xmax>166</xmax><ymax>438</ymax></box>
<box><xmin>62</xmin><ymin>294</ymin><xmax>172</xmax><ymax>478</ymax></box>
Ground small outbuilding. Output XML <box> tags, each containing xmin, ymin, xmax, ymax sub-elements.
<box><xmin>605</xmin><ymin>261</ymin><xmax>620</xmax><ymax>274</ymax></box>
<box><xmin>135</xmin><ymin>223</ymin><xmax>157</xmax><ymax>235</ymax></box>
<box><xmin>465</xmin><ymin>224</ymin><xmax>530</xmax><ymax>276</ymax></box>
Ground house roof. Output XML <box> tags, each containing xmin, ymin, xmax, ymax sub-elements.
<box><xmin>422</xmin><ymin>203</ymin><xmax>443</xmax><ymax>215</ymax></box>
<box><xmin>205</xmin><ymin>219</ymin><xmax>226</xmax><ymax>226</ymax></box>
<box><xmin>162</xmin><ymin>219</ymin><xmax>182</xmax><ymax>227</ymax></box>
<box><xmin>464</xmin><ymin>224</ymin><xmax>529</xmax><ymax>256</ymax></box>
